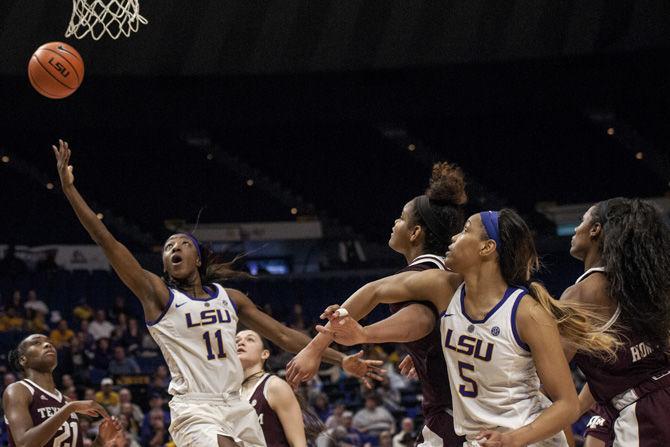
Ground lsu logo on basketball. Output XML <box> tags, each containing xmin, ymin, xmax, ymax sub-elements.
<box><xmin>444</xmin><ymin>328</ymin><xmax>494</xmax><ymax>361</ymax></box>
<box><xmin>47</xmin><ymin>58</ymin><xmax>70</xmax><ymax>78</ymax></box>
<box><xmin>185</xmin><ymin>309</ymin><xmax>231</xmax><ymax>328</ymax></box>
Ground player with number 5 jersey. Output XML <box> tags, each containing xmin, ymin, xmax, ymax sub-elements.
<box><xmin>52</xmin><ymin>139</ymin><xmax>383</xmax><ymax>447</ymax></box>
<box><xmin>314</xmin><ymin>209</ymin><xmax>619</xmax><ymax>447</ymax></box>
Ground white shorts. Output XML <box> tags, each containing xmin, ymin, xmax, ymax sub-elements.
<box><xmin>169</xmin><ymin>392</ymin><xmax>266</xmax><ymax>447</ymax></box>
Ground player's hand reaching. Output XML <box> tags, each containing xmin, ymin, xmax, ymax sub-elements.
<box><xmin>398</xmin><ymin>354</ymin><xmax>418</xmax><ymax>379</ymax></box>
<box><xmin>97</xmin><ymin>416</ymin><xmax>127</xmax><ymax>447</ymax></box>
<box><xmin>67</xmin><ymin>400</ymin><xmax>109</xmax><ymax>418</ymax></box>
<box><xmin>286</xmin><ymin>346</ymin><xmax>323</xmax><ymax>389</ymax></box>
<box><xmin>53</xmin><ymin>139</ymin><xmax>74</xmax><ymax>187</ymax></box>
<box><xmin>315</xmin><ymin>315</ymin><xmax>367</xmax><ymax>346</ymax></box>
<box><xmin>341</xmin><ymin>350</ymin><xmax>386</xmax><ymax>389</ymax></box>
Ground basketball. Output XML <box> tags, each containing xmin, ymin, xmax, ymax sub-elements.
<box><xmin>28</xmin><ymin>41</ymin><xmax>84</xmax><ymax>99</ymax></box>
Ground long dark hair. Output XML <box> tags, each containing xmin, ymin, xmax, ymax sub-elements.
<box><xmin>162</xmin><ymin>240</ymin><xmax>250</xmax><ymax>291</ymax></box>
<box><xmin>495</xmin><ymin>209</ymin><xmax>619</xmax><ymax>359</ymax></box>
<box><xmin>591</xmin><ymin>198</ymin><xmax>670</xmax><ymax>350</ymax></box>
<box><xmin>411</xmin><ymin>161</ymin><xmax>467</xmax><ymax>254</ymax></box>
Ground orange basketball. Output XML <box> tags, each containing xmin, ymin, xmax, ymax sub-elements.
<box><xmin>28</xmin><ymin>42</ymin><xmax>85</xmax><ymax>99</ymax></box>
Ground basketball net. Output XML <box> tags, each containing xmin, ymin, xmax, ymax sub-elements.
<box><xmin>65</xmin><ymin>0</ymin><xmax>148</xmax><ymax>40</ymax></box>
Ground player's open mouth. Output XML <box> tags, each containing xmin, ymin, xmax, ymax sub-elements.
<box><xmin>237</xmin><ymin>348</ymin><xmax>245</xmax><ymax>353</ymax></box>
<box><xmin>171</xmin><ymin>254</ymin><xmax>183</xmax><ymax>265</ymax></box>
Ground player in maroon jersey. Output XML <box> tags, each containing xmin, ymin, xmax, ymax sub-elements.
<box><xmin>287</xmin><ymin>162</ymin><xmax>468</xmax><ymax>446</ymax></box>
<box><xmin>237</xmin><ymin>329</ymin><xmax>325</xmax><ymax>447</ymax></box>
<box><xmin>564</xmin><ymin>197</ymin><xmax>670</xmax><ymax>447</ymax></box>
<box><xmin>3</xmin><ymin>334</ymin><xmax>125</xmax><ymax>447</ymax></box>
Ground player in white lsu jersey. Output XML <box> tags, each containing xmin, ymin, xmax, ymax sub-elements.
<box><xmin>53</xmin><ymin>140</ymin><xmax>384</xmax><ymax>447</ymax></box>
<box><xmin>315</xmin><ymin>209</ymin><xmax>617</xmax><ymax>447</ymax></box>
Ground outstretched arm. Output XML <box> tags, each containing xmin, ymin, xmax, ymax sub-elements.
<box><xmin>286</xmin><ymin>269</ymin><xmax>456</xmax><ymax>385</ymax></box>
<box><xmin>228</xmin><ymin>289</ymin><xmax>383</xmax><ymax>383</ymax></box>
<box><xmin>315</xmin><ymin>303</ymin><xmax>436</xmax><ymax>345</ymax></box>
<box><xmin>53</xmin><ymin>140</ymin><xmax>169</xmax><ymax>321</ymax></box>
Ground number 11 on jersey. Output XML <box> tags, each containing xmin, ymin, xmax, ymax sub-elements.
<box><xmin>203</xmin><ymin>330</ymin><xmax>226</xmax><ymax>360</ymax></box>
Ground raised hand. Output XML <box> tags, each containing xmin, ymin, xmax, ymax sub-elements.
<box><xmin>52</xmin><ymin>139</ymin><xmax>74</xmax><ymax>187</ymax></box>
<box><xmin>474</xmin><ymin>430</ymin><xmax>517</xmax><ymax>447</ymax></box>
<box><xmin>398</xmin><ymin>354</ymin><xmax>418</xmax><ymax>379</ymax></box>
<box><xmin>98</xmin><ymin>417</ymin><xmax>127</xmax><ymax>446</ymax></box>
<box><xmin>341</xmin><ymin>350</ymin><xmax>385</xmax><ymax>389</ymax></box>
<box><xmin>315</xmin><ymin>315</ymin><xmax>367</xmax><ymax>346</ymax></box>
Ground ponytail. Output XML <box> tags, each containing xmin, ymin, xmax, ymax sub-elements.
<box><xmin>295</xmin><ymin>393</ymin><xmax>327</xmax><ymax>443</ymax></box>
<box><xmin>527</xmin><ymin>282</ymin><xmax>620</xmax><ymax>360</ymax></box>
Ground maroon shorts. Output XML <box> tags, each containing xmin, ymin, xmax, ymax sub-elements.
<box><xmin>588</xmin><ymin>369</ymin><xmax>670</xmax><ymax>447</ymax></box>
<box><xmin>415</xmin><ymin>410</ymin><xmax>465</xmax><ymax>447</ymax></box>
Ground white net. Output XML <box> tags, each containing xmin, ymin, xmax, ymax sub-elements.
<box><xmin>65</xmin><ymin>0</ymin><xmax>148</xmax><ymax>40</ymax></box>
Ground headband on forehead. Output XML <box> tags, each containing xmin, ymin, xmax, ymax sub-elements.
<box><xmin>479</xmin><ymin>211</ymin><xmax>501</xmax><ymax>252</ymax></box>
<box><xmin>173</xmin><ymin>233</ymin><xmax>202</xmax><ymax>260</ymax></box>
<box><xmin>415</xmin><ymin>195</ymin><xmax>452</xmax><ymax>243</ymax></box>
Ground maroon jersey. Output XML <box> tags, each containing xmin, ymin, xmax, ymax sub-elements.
<box><xmin>7</xmin><ymin>379</ymin><xmax>83</xmax><ymax>447</ymax></box>
<box><xmin>388</xmin><ymin>254</ymin><xmax>453</xmax><ymax>419</ymax></box>
<box><xmin>249</xmin><ymin>374</ymin><xmax>288</xmax><ymax>447</ymax></box>
<box><xmin>572</xmin><ymin>268</ymin><xmax>670</xmax><ymax>403</ymax></box>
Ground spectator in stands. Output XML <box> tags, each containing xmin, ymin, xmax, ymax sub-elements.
<box><xmin>375</xmin><ymin>376</ymin><xmax>402</xmax><ymax>413</ymax></box>
<box><xmin>58</xmin><ymin>336</ymin><xmax>91</xmax><ymax>383</ymax></box>
<box><xmin>312</xmin><ymin>392</ymin><xmax>331</xmax><ymax>422</ymax></box>
<box><xmin>353</xmin><ymin>394</ymin><xmax>395</xmax><ymax>436</ymax></box>
<box><xmin>153</xmin><ymin>365</ymin><xmax>170</xmax><ymax>388</ymax></box>
<box><xmin>50</xmin><ymin>318</ymin><xmax>75</xmax><ymax>348</ymax></box>
<box><xmin>77</xmin><ymin>319</ymin><xmax>95</xmax><ymax>349</ymax></box>
<box><xmin>141</xmin><ymin>408</ymin><xmax>170</xmax><ymax>447</ymax></box>
<box><xmin>378</xmin><ymin>430</ymin><xmax>393</xmax><ymax>447</ymax></box>
<box><xmin>117</xmin><ymin>414</ymin><xmax>142</xmax><ymax>447</ymax></box>
<box><xmin>24</xmin><ymin>289</ymin><xmax>49</xmax><ymax>318</ymax></box>
<box><xmin>120</xmin><ymin>402</ymin><xmax>143</xmax><ymax>436</ymax></box>
<box><xmin>290</xmin><ymin>302</ymin><xmax>308</xmax><ymax>332</ymax></box>
<box><xmin>61</xmin><ymin>373</ymin><xmax>75</xmax><ymax>390</ymax></box>
<box><xmin>88</xmin><ymin>309</ymin><xmax>115</xmax><ymax>340</ymax></box>
<box><xmin>84</xmin><ymin>387</ymin><xmax>96</xmax><ymax>401</ymax></box>
<box><xmin>392</xmin><ymin>418</ymin><xmax>415</xmax><ymax>447</ymax></box>
<box><xmin>141</xmin><ymin>392</ymin><xmax>170</xmax><ymax>433</ymax></box>
<box><xmin>95</xmin><ymin>377</ymin><xmax>119</xmax><ymax>413</ymax></box>
<box><xmin>0</xmin><ymin>246</ymin><xmax>27</xmax><ymax>278</ymax></box>
<box><xmin>7</xmin><ymin>290</ymin><xmax>25</xmax><ymax>318</ymax></box>
<box><xmin>121</xmin><ymin>317</ymin><xmax>143</xmax><ymax>355</ymax></box>
<box><xmin>1</xmin><ymin>307</ymin><xmax>25</xmax><ymax>331</ymax></box>
<box><xmin>108</xmin><ymin>346</ymin><xmax>140</xmax><ymax>376</ymax></box>
<box><xmin>91</xmin><ymin>337</ymin><xmax>112</xmax><ymax>370</ymax></box>
<box><xmin>73</xmin><ymin>298</ymin><xmax>94</xmax><ymax>321</ymax></box>
<box><xmin>27</xmin><ymin>310</ymin><xmax>49</xmax><ymax>334</ymax></box>
<box><xmin>36</xmin><ymin>250</ymin><xmax>60</xmax><ymax>273</ymax></box>
<box><xmin>342</xmin><ymin>410</ymin><xmax>363</xmax><ymax>446</ymax></box>
<box><xmin>325</xmin><ymin>402</ymin><xmax>347</xmax><ymax>429</ymax></box>
<box><xmin>117</xmin><ymin>388</ymin><xmax>144</xmax><ymax>424</ymax></box>
<box><xmin>111</xmin><ymin>294</ymin><xmax>135</xmax><ymax>321</ymax></box>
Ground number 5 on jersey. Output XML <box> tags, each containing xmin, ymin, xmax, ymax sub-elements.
<box><xmin>458</xmin><ymin>361</ymin><xmax>478</xmax><ymax>397</ymax></box>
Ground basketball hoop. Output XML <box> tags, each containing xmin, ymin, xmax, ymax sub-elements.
<box><xmin>65</xmin><ymin>0</ymin><xmax>148</xmax><ymax>40</ymax></box>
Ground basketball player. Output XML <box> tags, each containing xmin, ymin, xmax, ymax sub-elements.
<box><xmin>563</xmin><ymin>198</ymin><xmax>670</xmax><ymax>447</ymax></box>
<box><xmin>3</xmin><ymin>334</ymin><xmax>125</xmax><ymax>447</ymax></box>
<box><xmin>52</xmin><ymin>140</ymin><xmax>382</xmax><ymax>447</ymax></box>
<box><xmin>294</xmin><ymin>209</ymin><xmax>619</xmax><ymax>446</ymax></box>
<box><xmin>237</xmin><ymin>329</ymin><xmax>325</xmax><ymax>447</ymax></box>
<box><xmin>288</xmin><ymin>162</ymin><xmax>467</xmax><ymax>446</ymax></box>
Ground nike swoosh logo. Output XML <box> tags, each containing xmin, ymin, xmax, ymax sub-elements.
<box><xmin>57</xmin><ymin>45</ymin><xmax>75</xmax><ymax>56</ymax></box>
<box><xmin>175</xmin><ymin>302</ymin><xmax>187</xmax><ymax>308</ymax></box>
<box><xmin>442</xmin><ymin>313</ymin><xmax>454</xmax><ymax>318</ymax></box>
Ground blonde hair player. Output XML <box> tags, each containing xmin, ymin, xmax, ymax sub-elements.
<box><xmin>52</xmin><ymin>140</ymin><xmax>382</xmax><ymax>447</ymax></box>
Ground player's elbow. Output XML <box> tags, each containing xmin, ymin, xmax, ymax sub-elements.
<box><xmin>560</xmin><ymin>393</ymin><xmax>581</xmax><ymax>424</ymax></box>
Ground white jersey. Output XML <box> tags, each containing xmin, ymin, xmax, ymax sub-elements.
<box><xmin>441</xmin><ymin>283</ymin><xmax>567</xmax><ymax>446</ymax></box>
<box><xmin>147</xmin><ymin>283</ymin><xmax>243</xmax><ymax>396</ymax></box>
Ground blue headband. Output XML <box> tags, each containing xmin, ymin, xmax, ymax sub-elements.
<box><xmin>479</xmin><ymin>211</ymin><xmax>501</xmax><ymax>252</ymax></box>
<box><xmin>173</xmin><ymin>233</ymin><xmax>202</xmax><ymax>260</ymax></box>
